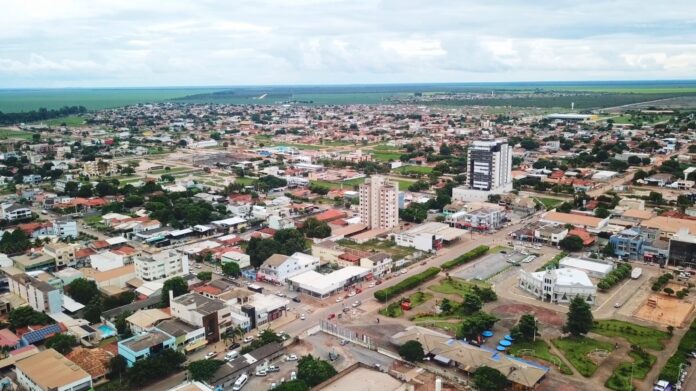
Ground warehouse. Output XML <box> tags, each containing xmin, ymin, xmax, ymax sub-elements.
<box><xmin>288</xmin><ymin>266</ymin><xmax>369</xmax><ymax>298</ymax></box>
<box><xmin>559</xmin><ymin>257</ymin><xmax>614</xmax><ymax>278</ymax></box>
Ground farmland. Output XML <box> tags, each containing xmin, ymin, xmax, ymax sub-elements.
<box><xmin>0</xmin><ymin>129</ymin><xmax>34</xmax><ymax>140</ymax></box>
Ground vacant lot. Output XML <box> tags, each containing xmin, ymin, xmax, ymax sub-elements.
<box><xmin>508</xmin><ymin>340</ymin><xmax>573</xmax><ymax>375</ymax></box>
<box><xmin>429</xmin><ymin>277</ymin><xmax>490</xmax><ymax>299</ymax></box>
<box><xmin>552</xmin><ymin>337</ymin><xmax>614</xmax><ymax>377</ymax></box>
<box><xmin>0</xmin><ymin>129</ymin><xmax>33</xmax><ymax>140</ymax></box>
<box><xmin>395</xmin><ymin>165</ymin><xmax>433</xmax><ymax>175</ymax></box>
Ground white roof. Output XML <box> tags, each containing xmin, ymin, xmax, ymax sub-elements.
<box><xmin>170</xmin><ymin>228</ymin><xmax>194</xmax><ymax>237</ymax></box>
<box><xmin>531</xmin><ymin>268</ymin><xmax>594</xmax><ymax>287</ymax></box>
<box><xmin>105</xmin><ymin>236</ymin><xmax>128</xmax><ymax>245</ymax></box>
<box><xmin>212</xmin><ymin>217</ymin><xmax>247</xmax><ymax>226</ymax></box>
<box><xmin>61</xmin><ymin>295</ymin><xmax>85</xmax><ymax>312</ymax></box>
<box><xmin>559</xmin><ymin>257</ymin><xmax>613</xmax><ymax>274</ymax></box>
<box><xmin>289</xmin><ymin>266</ymin><xmax>368</xmax><ymax>296</ymax></box>
<box><xmin>592</xmin><ymin>170</ymin><xmax>618</xmax><ymax>179</ymax></box>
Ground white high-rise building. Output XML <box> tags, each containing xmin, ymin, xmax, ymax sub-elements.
<box><xmin>359</xmin><ymin>175</ymin><xmax>399</xmax><ymax>229</ymax></box>
<box><xmin>134</xmin><ymin>249</ymin><xmax>189</xmax><ymax>281</ymax></box>
<box><xmin>453</xmin><ymin>139</ymin><xmax>513</xmax><ymax>202</ymax></box>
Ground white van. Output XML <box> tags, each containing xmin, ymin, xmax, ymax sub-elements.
<box><xmin>225</xmin><ymin>350</ymin><xmax>239</xmax><ymax>361</ymax></box>
<box><xmin>232</xmin><ymin>374</ymin><xmax>248</xmax><ymax>391</ymax></box>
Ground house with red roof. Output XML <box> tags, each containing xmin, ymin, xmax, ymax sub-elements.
<box><xmin>314</xmin><ymin>209</ymin><xmax>347</xmax><ymax>223</ymax></box>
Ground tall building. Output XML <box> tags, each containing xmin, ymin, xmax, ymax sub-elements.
<box><xmin>453</xmin><ymin>139</ymin><xmax>513</xmax><ymax>202</ymax></box>
<box><xmin>359</xmin><ymin>175</ymin><xmax>399</xmax><ymax>229</ymax></box>
<box><xmin>134</xmin><ymin>249</ymin><xmax>189</xmax><ymax>281</ymax></box>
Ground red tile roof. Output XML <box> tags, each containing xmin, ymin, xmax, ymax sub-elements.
<box><xmin>315</xmin><ymin>209</ymin><xmax>347</xmax><ymax>222</ymax></box>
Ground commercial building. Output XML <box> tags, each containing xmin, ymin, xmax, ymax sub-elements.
<box><xmin>540</xmin><ymin>211</ymin><xmax>609</xmax><ymax>232</ymax></box>
<box><xmin>53</xmin><ymin>218</ymin><xmax>78</xmax><ymax>239</ymax></box>
<box><xmin>12</xmin><ymin>253</ymin><xmax>56</xmax><ymax>272</ymax></box>
<box><xmin>558</xmin><ymin>257</ymin><xmax>614</xmax><ymax>278</ymax></box>
<box><xmin>8</xmin><ymin>273</ymin><xmax>62</xmax><ymax>313</ymax></box>
<box><xmin>0</xmin><ymin>203</ymin><xmax>32</xmax><ymax>221</ymax></box>
<box><xmin>453</xmin><ymin>139</ymin><xmax>513</xmax><ymax>202</ymax></box>
<box><xmin>169</xmin><ymin>292</ymin><xmax>230</xmax><ymax>343</ymax></box>
<box><xmin>257</xmin><ymin>252</ymin><xmax>320</xmax><ymax>284</ymax></box>
<box><xmin>668</xmin><ymin>229</ymin><xmax>696</xmax><ymax>268</ymax></box>
<box><xmin>43</xmin><ymin>243</ymin><xmax>80</xmax><ymax>269</ymax></box>
<box><xmin>220</xmin><ymin>251</ymin><xmax>251</xmax><ymax>269</ymax></box>
<box><xmin>117</xmin><ymin>329</ymin><xmax>176</xmax><ymax>367</ymax></box>
<box><xmin>15</xmin><ymin>349</ymin><xmax>92</xmax><ymax>391</ymax></box>
<box><xmin>391</xmin><ymin>222</ymin><xmax>466</xmax><ymax>251</ymax></box>
<box><xmin>358</xmin><ymin>175</ymin><xmax>399</xmax><ymax>229</ymax></box>
<box><xmin>445</xmin><ymin>203</ymin><xmax>507</xmax><ymax>230</ymax></box>
<box><xmin>155</xmin><ymin>318</ymin><xmax>207</xmax><ymax>353</ymax></box>
<box><xmin>288</xmin><ymin>266</ymin><xmax>369</xmax><ymax>298</ymax></box>
<box><xmin>518</xmin><ymin>268</ymin><xmax>596</xmax><ymax>304</ymax></box>
<box><xmin>134</xmin><ymin>249</ymin><xmax>189</xmax><ymax>282</ymax></box>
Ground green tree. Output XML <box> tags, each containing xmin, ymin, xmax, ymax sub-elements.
<box><xmin>664</xmin><ymin>287</ymin><xmax>675</xmax><ymax>296</ymax></box>
<box><xmin>197</xmin><ymin>271</ymin><xmax>212</xmax><ymax>281</ymax></box>
<box><xmin>397</xmin><ymin>340</ymin><xmax>425</xmax><ymax>362</ymax></box>
<box><xmin>187</xmin><ymin>359</ymin><xmax>224</xmax><ymax>381</ymax></box>
<box><xmin>8</xmin><ymin>306</ymin><xmax>52</xmax><ymax>330</ymax></box>
<box><xmin>45</xmin><ymin>334</ymin><xmax>78</xmax><ymax>354</ymax></box>
<box><xmin>594</xmin><ymin>206</ymin><xmax>610</xmax><ymax>218</ymax></box>
<box><xmin>648</xmin><ymin>191</ymin><xmax>663</xmax><ymax>204</ymax></box>
<box><xmin>113</xmin><ymin>310</ymin><xmax>133</xmax><ymax>338</ymax></box>
<box><xmin>511</xmin><ymin>314</ymin><xmax>537</xmax><ymax>342</ymax></box>
<box><xmin>472</xmin><ymin>366</ymin><xmax>510</xmax><ymax>391</ymax></box>
<box><xmin>559</xmin><ymin>235</ymin><xmax>584</xmax><ymax>252</ymax></box>
<box><xmin>565</xmin><ymin>296</ymin><xmax>593</xmax><ymax>336</ymax></box>
<box><xmin>160</xmin><ymin>277</ymin><xmax>189</xmax><ymax>307</ymax></box>
<box><xmin>67</xmin><ymin>278</ymin><xmax>100</xmax><ymax>305</ymax></box>
<box><xmin>457</xmin><ymin>312</ymin><xmax>498</xmax><ymax>340</ymax></box>
<box><xmin>297</xmin><ymin>355</ymin><xmax>338</xmax><ymax>387</ymax></box>
<box><xmin>221</xmin><ymin>262</ymin><xmax>241</xmax><ymax>277</ymax></box>
<box><xmin>461</xmin><ymin>292</ymin><xmax>483</xmax><ymax>315</ymax></box>
<box><xmin>301</xmin><ymin>217</ymin><xmax>332</xmax><ymax>239</ymax></box>
<box><xmin>247</xmin><ymin>237</ymin><xmax>282</xmax><ymax>268</ymax></box>
<box><xmin>64</xmin><ymin>181</ymin><xmax>79</xmax><ymax>196</ymax></box>
<box><xmin>274</xmin><ymin>228</ymin><xmax>307</xmax><ymax>255</ymax></box>
<box><xmin>273</xmin><ymin>380</ymin><xmax>310</xmax><ymax>391</ymax></box>
<box><xmin>440</xmin><ymin>298</ymin><xmax>453</xmax><ymax>314</ymax></box>
<box><xmin>109</xmin><ymin>355</ymin><xmax>128</xmax><ymax>380</ymax></box>
<box><xmin>84</xmin><ymin>296</ymin><xmax>103</xmax><ymax>323</ymax></box>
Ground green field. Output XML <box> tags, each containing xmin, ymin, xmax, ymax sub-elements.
<box><xmin>593</xmin><ymin>320</ymin><xmax>671</xmax><ymax>351</ymax></box>
<box><xmin>534</xmin><ymin>197</ymin><xmax>565</xmax><ymax>210</ymax></box>
<box><xmin>508</xmin><ymin>340</ymin><xmax>573</xmax><ymax>375</ymax></box>
<box><xmin>0</xmin><ymin>128</ymin><xmax>33</xmax><ymax>140</ymax></box>
<box><xmin>428</xmin><ymin>277</ymin><xmax>490</xmax><ymax>298</ymax></box>
<box><xmin>310</xmin><ymin>177</ymin><xmax>365</xmax><ymax>190</ymax></box>
<box><xmin>379</xmin><ymin>291</ymin><xmax>433</xmax><ymax>317</ymax></box>
<box><xmin>395</xmin><ymin>165</ymin><xmax>433</xmax><ymax>175</ymax></box>
<box><xmin>553</xmin><ymin>337</ymin><xmax>614</xmax><ymax>377</ymax></box>
<box><xmin>234</xmin><ymin>177</ymin><xmax>257</xmax><ymax>186</ymax></box>
<box><xmin>34</xmin><ymin>115</ymin><xmax>87</xmax><ymax>127</ymax></box>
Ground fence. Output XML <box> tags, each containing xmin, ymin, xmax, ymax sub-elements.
<box><xmin>320</xmin><ymin>320</ymin><xmax>375</xmax><ymax>350</ymax></box>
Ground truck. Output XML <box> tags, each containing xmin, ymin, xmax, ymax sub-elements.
<box><xmin>631</xmin><ymin>268</ymin><xmax>643</xmax><ymax>279</ymax></box>
<box><xmin>653</xmin><ymin>380</ymin><xmax>672</xmax><ymax>391</ymax></box>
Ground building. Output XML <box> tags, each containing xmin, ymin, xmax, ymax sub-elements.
<box><xmin>257</xmin><ymin>252</ymin><xmax>320</xmax><ymax>284</ymax></box>
<box><xmin>155</xmin><ymin>318</ymin><xmax>207</xmax><ymax>353</ymax></box>
<box><xmin>668</xmin><ymin>229</ymin><xmax>696</xmax><ymax>268</ymax></box>
<box><xmin>288</xmin><ymin>266</ymin><xmax>368</xmax><ymax>299</ymax></box>
<box><xmin>533</xmin><ymin>223</ymin><xmax>568</xmax><ymax>245</ymax></box>
<box><xmin>445</xmin><ymin>203</ymin><xmax>507</xmax><ymax>230</ymax></box>
<box><xmin>134</xmin><ymin>249</ymin><xmax>189</xmax><ymax>282</ymax></box>
<box><xmin>53</xmin><ymin>218</ymin><xmax>78</xmax><ymax>239</ymax></box>
<box><xmin>15</xmin><ymin>349</ymin><xmax>92</xmax><ymax>391</ymax></box>
<box><xmin>558</xmin><ymin>257</ymin><xmax>614</xmax><ymax>278</ymax></box>
<box><xmin>540</xmin><ymin>211</ymin><xmax>609</xmax><ymax>232</ymax></box>
<box><xmin>391</xmin><ymin>222</ymin><xmax>466</xmax><ymax>251</ymax></box>
<box><xmin>126</xmin><ymin>308</ymin><xmax>172</xmax><ymax>334</ymax></box>
<box><xmin>117</xmin><ymin>329</ymin><xmax>176</xmax><ymax>367</ymax></box>
<box><xmin>609</xmin><ymin>228</ymin><xmax>646</xmax><ymax>260</ymax></box>
<box><xmin>220</xmin><ymin>251</ymin><xmax>251</xmax><ymax>269</ymax></box>
<box><xmin>0</xmin><ymin>203</ymin><xmax>32</xmax><ymax>222</ymax></box>
<box><xmin>13</xmin><ymin>253</ymin><xmax>56</xmax><ymax>272</ymax></box>
<box><xmin>519</xmin><ymin>268</ymin><xmax>596</xmax><ymax>304</ymax></box>
<box><xmin>453</xmin><ymin>139</ymin><xmax>512</xmax><ymax>202</ymax></box>
<box><xmin>169</xmin><ymin>292</ymin><xmax>230</xmax><ymax>343</ymax></box>
<box><xmin>168</xmin><ymin>381</ymin><xmax>214</xmax><ymax>391</ymax></box>
<box><xmin>82</xmin><ymin>158</ymin><xmax>116</xmax><ymax>177</ymax></box>
<box><xmin>358</xmin><ymin>175</ymin><xmax>399</xmax><ymax>229</ymax></box>
<box><xmin>43</xmin><ymin>243</ymin><xmax>80</xmax><ymax>269</ymax></box>
<box><xmin>8</xmin><ymin>273</ymin><xmax>62</xmax><ymax>313</ymax></box>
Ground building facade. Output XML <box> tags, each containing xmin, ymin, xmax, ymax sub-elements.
<box><xmin>134</xmin><ymin>249</ymin><xmax>189</xmax><ymax>282</ymax></box>
<box><xmin>8</xmin><ymin>273</ymin><xmax>62</xmax><ymax>313</ymax></box>
<box><xmin>453</xmin><ymin>139</ymin><xmax>513</xmax><ymax>202</ymax></box>
<box><xmin>518</xmin><ymin>268</ymin><xmax>596</xmax><ymax>304</ymax></box>
<box><xmin>358</xmin><ymin>175</ymin><xmax>399</xmax><ymax>229</ymax></box>
<box><xmin>668</xmin><ymin>229</ymin><xmax>696</xmax><ymax>268</ymax></box>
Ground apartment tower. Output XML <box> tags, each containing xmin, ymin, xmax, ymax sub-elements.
<box><xmin>359</xmin><ymin>175</ymin><xmax>399</xmax><ymax>229</ymax></box>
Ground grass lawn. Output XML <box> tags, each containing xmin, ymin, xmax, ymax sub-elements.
<box><xmin>593</xmin><ymin>320</ymin><xmax>671</xmax><ymax>351</ymax></box>
<box><xmin>428</xmin><ymin>277</ymin><xmax>490</xmax><ymax>298</ymax></box>
<box><xmin>379</xmin><ymin>291</ymin><xmax>433</xmax><ymax>318</ymax></box>
<box><xmin>234</xmin><ymin>177</ymin><xmax>257</xmax><ymax>186</ymax></box>
<box><xmin>278</xmin><ymin>143</ymin><xmax>325</xmax><ymax>150</ymax></box>
<box><xmin>552</xmin><ymin>336</ymin><xmax>614</xmax><ymax>377</ymax></box>
<box><xmin>415</xmin><ymin>319</ymin><xmax>461</xmax><ymax>335</ymax></box>
<box><xmin>534</xmin><ymin>197</ymin><xmax>565</xmax><ymax>210</ymax></box>
<box><xmin>395</xmin><ymin>165</ymin><xmax>433</xmax><ymax>175</ymax></box>
<box><xmin>310</xmin><ymin>177</ymin><xmax>366</xmax><ymax>190</ymax></box>
<box><xmin>508</xmin><ymin>340</ymin><xmax>573</xmax><ymax>375</ymax></box>
<box><xmin>0</xmin><ymin>128</ymin><xmax>34</xmax><ymax>140</ymax></box>
<box><xmin>84</xmin><ymin>215</ymin><xmax>103</xmax><ymax>225</ymax></box>
<box><xmin>38</xmin><ymin>115</ymin><xmax>86</xmax><ymax>127</ymax></box>
<box><xmin>605</xmin><ymin>350</ymin><xmax>656</xmax><ymax>391</ymax></box>
<box><xmin>371</xmin><ymin>144</ymin><xmax>401</xmax><ymax>151</ymax></box>
<box><xmin>149</xmin><ymin>167</ymin><xmax>192</xmax><ymax>175</ymax></box>
<box><xmin>396</xmin><ymin>179</ymin><xmax>415</xmax><ymax>191</ymax></box>
<box><xmin>489</xmin><ymin>245</ymin><xmax>513</xmax><ymax>254</ymax></box>
<box><xmin>372</xmin><ymin>151</ymin><xmax>403</xmax><ymax>161</ymax></box>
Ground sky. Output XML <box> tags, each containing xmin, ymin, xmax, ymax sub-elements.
<box><xmin>2</xmin><ymin>0</ymin><xmax>696</xmax><ymax>88</ymax></box>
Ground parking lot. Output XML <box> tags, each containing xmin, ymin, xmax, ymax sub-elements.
<box><xmin>453</xmin><ymin>250</ymin><xmax>533</xmax><ymax>280</ymax></box>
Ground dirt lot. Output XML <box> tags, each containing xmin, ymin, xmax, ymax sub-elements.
<box><xmin>634</xmin><ymin>294</ymin><xmax>694</xmax><ymax>327</ymax></box>
<box><xmin>490</xmin><ymin>303</ymin><xmax>565</xmax><ymax>326</ymax></box>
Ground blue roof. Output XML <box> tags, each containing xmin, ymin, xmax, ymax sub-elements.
<box><xmin>22</xmin><ymin>324</ymin><xmax>63</xmax><ymax>345</ymax></box>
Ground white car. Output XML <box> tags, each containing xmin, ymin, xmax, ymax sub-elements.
<box><xmin>243</xmin><ymin>336</ymin><xmax>254</xmax><ymax>343</ymax></box>
<box><xmin>286</xmin><ymin>354</ymin><xmax>298</xmax><ymax>361</ymax></box>
<box><xmin>204</xmin><ymin>351</ymin><xmax>217</xmax><ymax>359</ymax></box>
<box><xmin>368</xmin><ymin>282</ymin><xmax>375</xmax><ymax>288</ymax></box>
<box><xmin>255</xmin><ymin>370</ymin><xmax>267</xmax><ymax>376</ymax></box>
<box><xmin>347</xmin><ymin>291</ymin><xmax>356</xmax><ymax>297</ymax></box>
<box><xmin>336</xmin><ymin>297</ymin><xmax>343</xmax><ymax>303</ymax></box>
<box><xmin>300</xmin><ymin>313</ymin><xmax>306</xmax><ymax>320</ymax></box>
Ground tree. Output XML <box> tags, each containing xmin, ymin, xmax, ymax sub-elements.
<box><xmin>187</xmin><ymin>359</ymin><xmax>224</xmax><ymax>381</ymax></box>
<box><xmin>67</xmin><ymin>278</ymin><xmax>100</xmax><ymax>305</ymax></box>
<box><xmin>222</xmin><ymin>262</ymin><xmax>241</xmax><ymax>278</ymax></box>
<box><xmin>602</xmin><ymin>242</ymin><xmax>615</xmax><ymax>257</ymax></box>
<box><xmin>594</xmin><ymin>206</ymin><xmax>610</xmax><ymax>218</ymax></box>
<box><xmin>301</xmin><ymin>218</ymin><xmax>332</xmax><ymax>239</ymax></box>
<box><xmin>84</xmin><ymin>296</ymin><xmax>103</xmax><ymax>323</ymax></box>
<box><xmin>297</xmin><ymin>355</ymin><xmax>338</xmax><ymax>387</ymax></box>
<box><xmin>440</xmin><ymin>298</ymin><xmax>453</xmax><ymax>314</ymax></box>
<box><xmin>273</xmin><ymin>380</ymin><xmax>310</xmax><ymax>391</ymax></box>
<box><xmin>559</xmin><ymin>235</ymin><xmax>584</xmax><ymax>252</ymax></box>
<box><xmin>473</xmin><ymin>366</ymin><xmax>509</xmax><ymax>391</ymax></box>
<box><xmin>45</xmin><ymin>334</ymin><xmax>78</xmax><ymax>354</ymax></box>
<box><xmin>64</xmin><ymin>181</ymin><xmax>79</xmax><ymax>196</ymax></box>
<box><xmin>664</xmin><ymin>287</ymin><xmax>675</xmax><ymax>296</ymax></box>
<box><xmin>197</xmin><ymin>271</ymin><xmax>212</xmax><ymax>281</ymax></box>
<box><xmin>274</xmin><ymin>228</ymin><xmax>307</xmax><ymax>255</ymax></box>
<box><xmin>247</xmin><ymin>237</ymin><xmax>282</xmax><ymax>268</ymax></box>
<box><xmin>457</xmin><ymin>312</ymin><xmax>498</xmax><ymax>340</ymax></box>
<box><xmin>126</xmin><ymin>349</ymin><xmax>186</xmax><ymax>387</ymax></box>
<box><xmin>397</xmin><ymin>340</ymin><xmax>425</xmax><ymax>362</ymax></box>
<box><xmin>461</xmin><ymin>293</ymin><xmax>483</xmax><ymax>315</ymax></box>
<box><xmin>557</xmin><ymin>202</ymin><xmax>573</xmax><ymax>213</ymax></box>
<box><xmin>511</xmin><ymin>314</ymin><xmax>537</xmax><ymax>342</ymax></box>
<box><xmin>241</xmin><ymin>330</ymin><xmax>284</xmax><ymax>354</ymax></box>
<box><xmin>400</xmin><ymin>203</ymin><xmax>427</xmax><ymax>223</ymax></box>
<box><xmin>160</xmin><ymin>277</ymin><xmax>189</xmax><ymax>307</ymax></box>
<box><xmin>109</xmin><ymin>355</ymin><xmax>128</xmax><ymax>380</ymax></box>
<box><xmin>8</xmin><ymin>306</ymin><xmax>52</xmax><ymax>330</ymax></box>
<box><xmin>113</xmin><ymin>310</ymin><xmax>133</xmax><ymax>338</ymax></box>
<box><xmin>0</xmin><ymin>229</ymin><xmax>32</xmax><ymax>254</ymax></box>
<box><xmin>565</xmin><ymin>296</ymin><xmax>593</xmax><ymax>336</ymax></box>
<box><xmin>520</xmin><ymin>139</ymin><xmax>539</xmax><ymax>150</ymax></box>
<box><xmin>124</xmin><ymin>195</ymin><xmax>144</xmax><ymax>208</ymax></box>
<box><xmin>648</xmin><ymin>191</ymin><xmax>663</xmax><ymax>204</ymax></box>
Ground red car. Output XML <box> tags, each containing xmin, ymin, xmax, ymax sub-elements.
<box><xmin>327</xmin><ymin>313</ymin><xmax>336</xmax><ymax>320</ymax></box>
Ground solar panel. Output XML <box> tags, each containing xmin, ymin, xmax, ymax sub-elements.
<box><xmin>23</xmin><ymin>324</ymin><xmax>63</xmax><ymax>344</ymax></box>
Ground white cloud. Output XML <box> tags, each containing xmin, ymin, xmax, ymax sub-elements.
<box><xmin>0</xmin><ymin>0</ymin><xmax>695</xmax><ymax>86</ymax></box>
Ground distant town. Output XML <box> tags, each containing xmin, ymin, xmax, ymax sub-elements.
<box><xmin>0</xmin><ymin>100</ymin><xmax>694</xmax><ymax>391</ymax></box>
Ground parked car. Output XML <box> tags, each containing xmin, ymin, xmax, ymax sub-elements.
<box><xmin>267</xmin><ymin>365</ymin><xmax>280</xmax><ymax>372</ymax></box>
<box><xmin>368</xmin><ymin>282</ymin><xmax>375</xmax><ymax>288</ymax></box>
<box><xmin>205</xmin><ymin>351</ymin><xmax>217</xmax><ymax>359</ymax></box>
<box><xmin>256</xmin><ymin>370</ymin><xmax>268</xmax><ymax>376</ymax></box>
<box><xmin>339</xmin><ymin>339</ymin><xmax>348</xmax><ymax>346</ymax></box>
<box><xmin>342</xmin><ymin>307</ymin><xmax>350</xmax><ymax>313</ymax></box>
<box><xmin>225</xmin><ymin>351</ymin><xmax>239</xmax><ymax>361</ymax></box>
<box><xmin>243</xmin><ymin>336</ymin><xmax>254</xmax><ymax>343</ymax></box>
<box><xmin>300</xmin><ymin>313</ymin><xmax>306</xmax><ymax>320</ymax></box>
<box><xmin>286</xmin><ymin>354</ymin><xmax>298</xmax><ymax>361</ymax></box>
<box><xmin>292</xmin><ymin>297</ymin><xmax>301</xmax><ymax>303</ymax></box>
<box><xmin>352</xmin><ymin>300</ymin><xmax>361</xmax><ymax>308</ymax></box>
<box><xmin>228</xmin><ymin>342</ymin><xmax>241</xmax><ymax>350</ymax></box>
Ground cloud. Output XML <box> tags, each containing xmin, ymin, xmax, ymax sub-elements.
<box><xmin>0</xmin><ymin>0</ymin><xmax>695</xmax><ymax>86</ymax></box>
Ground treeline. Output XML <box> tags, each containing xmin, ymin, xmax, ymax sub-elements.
<box><xmin>659</xmin><ymin>318</ymin><xmax>696</xmax><ymax>383</ymax></box>
<box><xmin>441</xmin><ymin>246</ymin><xmax>489</xmax><ymax>270</ymax></box>
<box><xmin>374</xmin><ymin>267</ymin><xmax>440</xmax><ymax>302</ymax></box>
<box><xmin>0</xmin><ymin>106</ymin><xmax>87</xmax><ymax>125</ymax></box>
<box><xmin>596</xmin><ymin>263</ymin><xmax>632</xmax><ymax>290</ymax></box>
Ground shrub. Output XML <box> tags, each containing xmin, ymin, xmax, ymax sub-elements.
<box><xmin>374</xmin><ymin>267</ymin><xmax>440</xmax><ymax>302</ymax></box>
<box><xmin>441</xmin><ymin>246</ymin><xmax>489</xmax><ymax>270</ymax></box>
<box><xmin>597</xmin><ymin>263</ymin><xmax>632</xmax><ymax>291</ymax></box>
<box><xmin>659</xmin><ymin>319</ymin><xmax>696</xmax><ymax>383</ymax></box>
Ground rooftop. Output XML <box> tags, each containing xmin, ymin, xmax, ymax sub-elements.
<box><xmin>15</xmin><ymin>349</ymin><xmax>91</xmax><ymax>389</ymax></box>
<box><xmin>119</xmin><ymin>329</ymin><xmax>172</xmax><ymax>352</ymax></box>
